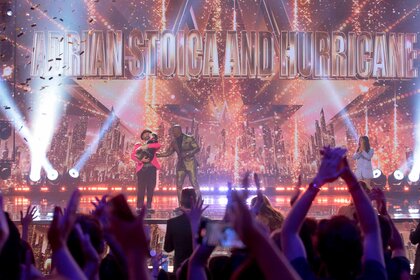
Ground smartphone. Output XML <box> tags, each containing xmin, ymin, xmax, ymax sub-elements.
<box><xmin>161</xmin><ymin>254</ymin><xmax>169</xmax><ymax>272</ymax></box>
<box><xmin>108</xmin><ymin>194</ymin><xmax>135</xmax><ymax>221</ymax></box>
<box><xmin>203</xmin><ymin>221</ymin><xmax>245</xmax><ymax>249</ymax></box>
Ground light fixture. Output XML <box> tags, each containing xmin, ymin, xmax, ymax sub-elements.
<box><xmin>388</xmin><ymin>169</ymin><xmax>406</xmax><ymax>190</ymax></box>
<box><xmin>371</xmin><ymin>169</ymin><xmax>386</xmax><ymax>188</ymax></box>
<box><xmin>69</xmin><ymin>168</ymin><xmax>79</xmax><ymax>179</ymax></box>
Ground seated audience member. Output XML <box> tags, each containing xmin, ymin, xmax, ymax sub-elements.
<box><xmin>250</xmin><ymin>195</ymin><xmax>284</xmax><ymax>232</ymax></box>
<box><xmin>164</xmin><ymin>188</ymin><xmax>204</xmax><ymax>273</ymax></box>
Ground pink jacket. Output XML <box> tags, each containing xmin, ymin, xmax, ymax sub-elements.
<box><xmin>131</xmin><ymin>142</ymin><xmax>161</xmax><ymax>173</ymax></box>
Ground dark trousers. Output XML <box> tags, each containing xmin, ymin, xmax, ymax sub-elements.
<box><xmin>136</xmin><ymin>164</ymin><xmax>157</xmax><ymax>209</ymax></box>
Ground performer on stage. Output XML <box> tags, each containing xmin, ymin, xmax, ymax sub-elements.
<box><xmin>131</xmin><ymin>129</ymin><xmax>161</xmax><ymax>212</ymax></box>
<box><xmin>352</xmin><ymin>135</ymin><xmax>374</xmax><ymax>188</ymax></box>
<box><xmin>157</xmin><ymin>125</ymin><xmax>201</xmax><ymax>204</ymax></box>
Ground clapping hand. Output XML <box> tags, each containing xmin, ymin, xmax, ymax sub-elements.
<box><xmin>313</xmin><ymin>147</ymin><xmax>347</xmax><ymax>187</ymax></box>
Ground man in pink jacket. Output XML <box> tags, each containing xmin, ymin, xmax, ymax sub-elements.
<box><xmin>131</xmin><ymin>129</ymin><xmax>161</xmax><ymax>212</ymax></box>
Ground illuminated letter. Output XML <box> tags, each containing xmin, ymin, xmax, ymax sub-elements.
<box><xmin>372</xmin><ymin>32</ymin><xmax>389</xmax><ymax>78</ymax></box>
<box><xmin>161</xmin><ymin>30</ymin><xmax>176</xmax><ymax>77</ymax></box>
<box><xmin>146</xmin><ymin>31</ymin><xmax>159</xmax><ymax>76</ymax></box>
<box><xmin>106</xmin><ymin>30</ymin><xmax>123</xmax><ymax>76</ymax></box>
<box><xmin>315</xmin><ymin>31</ymin><xmax>331</xmax><ymax>77</ymax></box>
<box><xmin>297</xmin><ymin>32</ymin><xmax>313</xmax><ymax>78</ymax></box>
<box><xmin>240</xmin><ymin>31</ymin><xmax>257</xmax><ymax>78</ymax></box>
<box><xmin>405</xmin><ymin>33</ymin><xmax>418</xmax><ymax>78</ymax></box>
<box><xmin>280</xmin><ymin>31</ymin><xmax>297</xmax><ymax>78</ymax></box>
<box><xmin>128</xmin><ymin>29</ymin><xmax>146</xmax><ymax>78</ymax></box>
<box><xmin>187</xmin><ymin>30</ymin><xmax>203</xmax><ymax>78</ymax></box>
<box><xmin>258</xmin><ymin>31</ymin><xmax>274</xmax><ymax>79</ymax></box>
<box><xmin>203</xmin><ymin>30</ymin><xmax>219</xmax><ymax>77</ymax></box>
<box><xmin>224</xmin><ymin>31</ymin><xmax>241</xmax><ymax>77</ymax></box>
<box><xmin>388</xmin><ymin>33</ymin><xmax>405</xmax><ymax>78</ymax></box>
<box><xmin>331</xmin><ymin>31</ymin><xmax>347</xmax><ymax>77</ymax></box>
<box><xmin>31</xmin><ymin>31</ymin><xmax>46</xmax><ymax>76</ymax></box>
<box><xmin>356</xmin><ymin>32</ymin><xmax>373</xmax><ymax>78</ymax></box>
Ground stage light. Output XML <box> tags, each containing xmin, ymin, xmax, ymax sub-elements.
<box><xmin>30</xmin><ymin>85</ymin><xmax>66</xmax><ymax>184</ymax></box>
<box><xmin>407</xmin><ymin>172</ymin><xmax>420</xmax><ymax>188</ymax></box>
<box><xmin>0</xmin><ymin>121</ymin><xmax>12</xmax><ymax>140</ymax></box>
<box><xmin>47</xmin><ymin>169</ymin><xmax>59</xmax><ymax>181</ymax></box>
<box><xmin>29</xmin><ymin>172</ymin><xmax>41</xmax><ymax>183</ymax></box>
<box><xmin>388</xmin><ymin>169</ymin><xmax>406</xmax><ymax>190</ymax></box>
<box><xmin>0</xmin><ymin>163</ymin><xmax>11</xmax><ymax>180</ymax></box>
<box><xmin>408</xmin><ymin>172</ymin><xmax>420</xmax><ymax>183</ymax></box>
<box><xmin>371</xmin><ymin>169</ymin><xmax>386</xmax><ymax>188</ymax></box>
<box><xmin>46</xmin><ymin>169</ymin><xmax>62</xmax><ymax>187</ymax></box>
<box><xmin>6</xmin><ymin>9</ymin><xmax>12</xmax><ymax>17</ymax></box>
<box><xmin>69</xmin><ymin>168</ymin><xmax>79</xmax><ymax>179</ymax></box>
<box><xmin>2</xmin><ymin>66</ymin><xmax>13</xmax><ymax>78</ymax></box>
<box><xmin>393</xmin><ymin>170</ymin><xmax>404</xmax><ymax>180</ymax></box>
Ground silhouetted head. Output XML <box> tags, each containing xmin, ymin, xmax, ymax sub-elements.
<box><xmin>172</xmin><ymin>125</ymin><xmax>182</xmax><ymax>138</ymax></box>
<box><xmin>180</xmin><ymin>188</ymin><xmax>197</xmax><ymax>209</ymax></box>
<box><xmin>317</xmin><ymin>215</ymin><xmax>363</xmax><ymax>280</ymax></box>
<box><xmin>68</xmin><ymin>214</ymin><xmax>105</xmax><ymax>269</ymax></box>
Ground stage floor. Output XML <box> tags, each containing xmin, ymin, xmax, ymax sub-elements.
<box><xmin>4</xmin><ymin>193</ymin><xmax>420</xmax><ymax>222</ymax></box>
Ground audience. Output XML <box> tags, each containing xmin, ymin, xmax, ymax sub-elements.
<box><xmin>0</xmin><ymin>146</ymin><xmax>416</xmax><ymax>279</ymax></box>
<box><xmin>164</xmin><ymin>188</ymin><xmax>209</xmax><ymax>275</ymax></box>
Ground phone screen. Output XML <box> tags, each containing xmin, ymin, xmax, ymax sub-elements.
<box><xmin>203</xmin><ymin>221</ymin><xmax>245</xmax><ymax>249</ymax></box>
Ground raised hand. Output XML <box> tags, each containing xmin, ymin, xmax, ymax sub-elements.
<box><xmin>0</xmin><ymin>195</ymin><xmax>9</xmax><ymax>253</ymax></box>
<box><xmin>181</xmin><ymin>195</ymin><xmax>208</xmax><ymax>225</ymax></box>
<box><xmin>108</xmin><ymin>204</ymin><xmax>149</xmax><ymax>255</ymax></box>
<box><xmin>251</xmin><ymin>173</ymin><xmax>264</xmax><ymax>215</ymax></box>
<box><xmin>108</xmin><ymin>205</ymin><xmax>151</xmax><ymax>280</ymax></box>
<box><xmin>74</xmin><ymin>223</ymin><xmax>100</xmax><ymax>279</ymax></box>
<box><xmin>48</xmin><ymin>190</ymin><xmax>81</xmax><ymax>252</ymax></box>
<box><xmin>91</xmin><ymin>195</ymin><xmax>109</xmax><ymax>228</ymax></box>
<box><xmin>20</xmin><ymin>205</ymin><xmax>38</xmax><ymax>241</ymax></box>
<box><xmin>313</xmin><ymin>147</ymin><xmax>347</xmax><ymax>187</ymax></box>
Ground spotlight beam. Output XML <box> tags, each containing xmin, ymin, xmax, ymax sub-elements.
<box><xmin>73</xmin><ymin>81</ymin><xmax>142</xmax><ymax>172</ymax></box>
<box><xmin>322</xmin><ymin>80</ymin><xmax>359</xmax><ymax>140</ymax></box>
<box><xmin>409</xmin><ymin>89</ymin><xmax>420</xmax><ymax>184</ymax></box>
<box><xmin>0</xmin><ymin>79</ymin><xmax>55</xmax><ymax>173</ymax></box>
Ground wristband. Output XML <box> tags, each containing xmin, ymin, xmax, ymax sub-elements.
<box><xmin>309</xmin><ymin>182</ymin><xmax>321</xmax><ymax>191</ymax></box>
